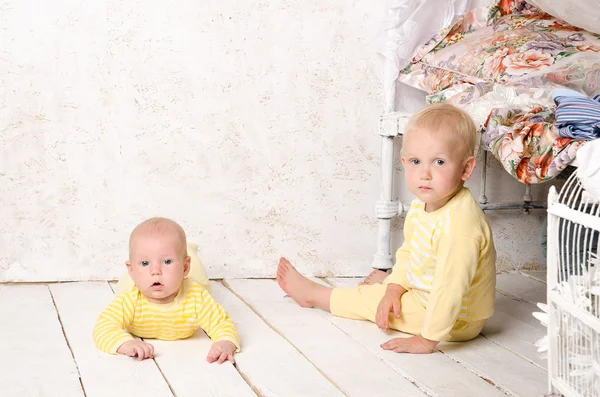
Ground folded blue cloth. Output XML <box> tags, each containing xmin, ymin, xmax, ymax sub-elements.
<box><xmin>553</xmin><ymin>88</ymin><xmax>600</xmax><ymax>140</ymax></box>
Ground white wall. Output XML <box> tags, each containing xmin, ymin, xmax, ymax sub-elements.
<box><xmin>0</xmin><ymin>0</ymin><xmax>548</xmax><ymax>282</ymax></box>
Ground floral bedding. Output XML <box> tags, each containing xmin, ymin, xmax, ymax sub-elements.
<box><xmin>484</xmin><ymin>106</ymin><xmax>583</xmax><ymax>183</ymax></box>
<box><xmin>396</xmin><ymin>0</ymin><xmax>600</xmax><ymax>183</ymax></box>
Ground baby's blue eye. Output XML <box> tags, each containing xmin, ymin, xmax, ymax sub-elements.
<box><xmin>435</xmin><ymin>159</ymin><xmax>445</xmax><ymax>166</ymax></box>
<box><xmin>410</xmin><ymin>159</ymin><xmax>420</xmax><ymax>165</ymax></box>
<box><xmin>141</xmin><ymin>261</ymin><xmax>149</xmax><ymax>267</ymax></box>
<box><xmin>163</xmin><ymin>259</ymin><xmax>172</xmax><ymax>265</ymax></box>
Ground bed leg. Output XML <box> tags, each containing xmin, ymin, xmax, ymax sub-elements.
<box><xmin>372</xmin><ymin>60</ymin><xmax>403</xmax><ymax>271</ymax></box>
<box><xmin>372</xmin><ymin>135</ymin><xmax>396</xmax><ymax>270</ymax></box>
<box><xmin>479</xmin><ymin>150</ymin><xmax>488</xmax><ymax>204</ymax></box>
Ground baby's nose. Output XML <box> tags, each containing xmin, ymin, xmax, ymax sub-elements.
<box><xmin>149</xmin><ymin>264</ymin><xmax>162</xmax><ymax>275</ymax></box>
<box><xmin>420</xmin><ymin>168</ymin><xmax>432</xmax><ymax>180</ymax></box>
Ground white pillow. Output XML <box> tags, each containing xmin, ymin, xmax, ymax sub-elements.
<box><xmin>526</xmin><ymin>0</ymin><xmax>600</xmax><ymax>34</ymax></box>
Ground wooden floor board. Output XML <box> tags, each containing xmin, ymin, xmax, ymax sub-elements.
<box><xmin>496</xmin><ymin>273</ymin><xmax>546</xmax><ymax>304</ymax></box>
<box><xmin>226</xmin><ymin>278</ymin><xmax>428</xmax><ymax>397</ymax></box>
<box><xmin>149</xmin><ymin>334</ymin><xmax>256</xmax><ymax>397</ymax></box>
<box><xmin>440</xmin><ymin>337</ymin><xmax>547</xmax><ymax>397</ymax></box>
<box><xmin>212</xmin><ymin>282</ymin><xmax>342</xmax><ymax>397</ymax></box>
<box><xmin>494</xmin><ymin>292</ymin><xmax>546</xmax><ymax>331</ymax></box>
<box><xmin>520</xmin><ymin>270</ymin><xmax>547</xmax><ymax>284</ymax></box>
<box><xmin>482</xmin><ymin>308</ymin><xmax>546</xmax><ymax>369</ymax></box>
<box><xmin>50</xmin><ymin>282</ymin><xmax>174</xmax><ymax>397</ymax></box>
<box><xmin>0</xmin><ymin>284</ymin><xmax>84</xmax><ymax>397</ymax></box>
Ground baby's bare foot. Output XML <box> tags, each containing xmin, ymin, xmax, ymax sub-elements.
<box><xmin>276</xmin><ymin>257</ymin><xmax>322</xmax><ymax>308</ymax></box>
<box><xmin>358</xmin><ymin>269</ymin><xmax>389</xmax><ymax>285</ymax></box>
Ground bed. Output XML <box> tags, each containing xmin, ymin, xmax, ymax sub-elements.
<box><xmin>370</xmin><ymin>0</ymin><xmax>600</xmax><ymax>270</ymax></box>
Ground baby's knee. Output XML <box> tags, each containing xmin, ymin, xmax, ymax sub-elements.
<box><xmin>447</xmin><ymin>319</ymin><xmax>486</xmax><ymax>342</ymax></box>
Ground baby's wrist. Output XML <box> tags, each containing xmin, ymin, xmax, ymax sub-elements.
<box><xmin>386</xmin><ymin>283</ymin><xmax>406</xmax><ymax>296</ymax></box>
<box><xmin>417</xmin><ymin>335</ymin><xmax>438</xmax><ymax>352</ymax></box>
<box><xmin>215</xmin><ymin>340</ymin><xmax>237</xmax><ymax>349</ymax></box>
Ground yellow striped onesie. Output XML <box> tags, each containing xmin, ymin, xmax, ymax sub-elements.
<box><xmin>331</xmin><ymin>187</ymin><xmax>496</xmax><ymax>342</ymax></box>
<box><xmin>93</xmin><ymin>278</ymin><xmax>240</xmax><ymax>354</ymax></box>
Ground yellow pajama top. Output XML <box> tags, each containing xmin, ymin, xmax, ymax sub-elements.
<box><xmin>385</xmin><ymin>187</ymin><xmax>496</xmax><ymax>341</ymax></box>
<box><xmin>93</xmin><ymin>278</ymin><xmax>240</xmax><ymax>354</ymax></box>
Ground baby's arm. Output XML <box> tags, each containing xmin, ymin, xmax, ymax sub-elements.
<box><xmin>194</xmin><ymin>288</ymin><xmax>240</xmax><ymax>363</ymax></box>
<box><xmin>420</xmin><ymin>233</ymin><xmax>480</xmax><ymax>342</ymax></box>
<box><xmin>384</xmin><ymin>211</ymin><xmax>414</xmax><ymax>289</ymax></box>
<box><xmin>93</xmin><ymin>294</ymin><xmax>138</xmax><ymax>355</ymax></box>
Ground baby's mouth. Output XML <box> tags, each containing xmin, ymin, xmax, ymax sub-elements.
<box><xmin>151</xmin><ymin>282</ymin><xmax>163</xmax><ymax>290</ymax></box>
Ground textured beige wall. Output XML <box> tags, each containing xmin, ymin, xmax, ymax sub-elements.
<box><xmin>0</xmin><ymin>0</ymin><xmax>547</xmax><ymax>282</ymax></box>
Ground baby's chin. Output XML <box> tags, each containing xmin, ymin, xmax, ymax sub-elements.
<box><xmin>143</xmin><ymin>287</ymin><xmax>179</xmax><ymax>303</ymax></box>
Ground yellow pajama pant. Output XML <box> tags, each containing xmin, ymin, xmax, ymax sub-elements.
<box><xmin>115</xmin><ymin>242</ymin><xmax>210</xmax><ymax>295</ymax></box>
<box><xmin>330</xmin><ymin>283</ymin><xmax>485</xmax><ymax>342</ymax></box>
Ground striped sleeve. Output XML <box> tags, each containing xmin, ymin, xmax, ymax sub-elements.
<box><xmin>92</xmin><ymin>293</ymin><xmax>136</xmax><ymax>354</ymax></box>
<box><xmin>193</xmin><ymin>288</ymin><xmax>241</xmax><ymax>352</ymax></box>
<box><xmin>385</xmin><ymin>206</ymin><xmax>415</xmax><ymax>289</ymax></box>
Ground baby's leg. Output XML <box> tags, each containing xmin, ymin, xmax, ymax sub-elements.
<box><xmin>186</xmin><ymin>242</ymin><xmax>210</xmax><ymax>291</ymax></box>
<box><xmin>331</xmin><ymin>286</ymin><xmax>425</xmax><ymax>336</ymax></box>
<box><xmin>277</xmin><ymin>258</ymin><xmax>332</xmax><ymax>312</ymax></box>
<box><xmin>330</xmin><ymin>283</ymin><xmax>387</xmax><ymax>322</ymax></box>
<box><xmin>358</xmin><ymin>269</ymin><xmax>390</xmax><ymax>285</ymax></box>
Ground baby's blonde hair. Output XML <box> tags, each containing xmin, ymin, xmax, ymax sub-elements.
<box><xmin>403</xmin><ymin>103</ymin><xmax>477</xmax><ymax>159</ymax></box>
<box><xmin>129</xmin><ymin>217</ymin><xmax>187</xmax><ymax>257</ymax></box>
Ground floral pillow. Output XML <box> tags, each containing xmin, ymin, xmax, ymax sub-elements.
<box><xmin>411</xmin><ymin>0</ymin><xmax>544</xmax><ymax>64</ymax></box>
<box><xmin>398</xmin><ymin>2</ymin><xmax>600</xmax><ymax>106</ymax></box>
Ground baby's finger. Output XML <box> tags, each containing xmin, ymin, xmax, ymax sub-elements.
<box><xmin>147</xmin><ymin>342</ymin><xmax>155</xmax><ymax>357</ymax></box>
<box><xmin>142</xmin><ymin>344</ymin><xmax>153</xmax><ymax>359</ymax></box>
<box><xmin>381</xmin><ymin>338</ymin><xmax>402</xmax><ymax>351</ymax></box>
<box><xmin>378</xmin><ymin>303</ymin><xmax>390</xmax><ymax>330</ymax></box>
<box><xmin>134</xmin><ymin>346</ymin><xmax>144</xmax><ymax>360</ymax></box>
<box><xmin>393</xmin><ymin>300</ymin><xmax>400</xmax><ymax>319</ymax></box>
<box><xmin>206</xmin><ymin>350</ymin><xmax>216</xmax><ymax>363</ymax></box>
<box><xmin>375</xmin><ymin>306</ymin><xmax>384</xmax><ymax>329</ymax></box>
<box><xmin>215</xmin><ymin>351</ymin><xmax>226</xmax><ymax>364</ymax></box>
<box><xmin>227</xmin><ymin>352</ymin><xmax>235</xmax><ymax>364</ymax></box>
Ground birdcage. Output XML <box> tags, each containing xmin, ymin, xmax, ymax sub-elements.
<box><xmin>547</xmin><ymin>169</ymin><xmax>600</xmax><ymax>397</ymax></box>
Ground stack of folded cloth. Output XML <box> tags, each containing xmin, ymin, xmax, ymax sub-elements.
<box><xmin>554</xmin><ymin>88</ymin><xmax>600</xmax><ymax>141</ymax></box>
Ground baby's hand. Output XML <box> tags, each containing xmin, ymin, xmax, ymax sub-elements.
<box><xmin>381</xmin><ymin>335</ymin><xmax>438</xmax><ymax>354</ymax></box>
<box><xmin>376</xmin><ymin>285</ymin><xmax>404</xmax><ymax>331</ymax></box>
<box><xmin>207</xmin><ymin>340</ymin><xmax>237</xmax><ymax>364</ymax></box>
<box><xmin>117</xmin><ymin>340</ymin><xmax>155</xmax><ymax>360</ymax></box>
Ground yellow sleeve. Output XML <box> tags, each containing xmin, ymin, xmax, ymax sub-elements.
<box><xmin>384</xmin><ymin>242</ymin><xmax>410</xmax><ymax>289</ymax></box>
<box><xmin>420</xmin><ymin>233</ymin><xmax>480</xmax><ymax>341</ymax></box>
<box><xmin>384</xmin><ymin>209</ymin><xmax>415</xmax><ymax>289</ymax></box>
<box><xmin>92</xmin><ymin>294</ymin><xmax>136</xmax><ymax>354</ymax></box>
<box><xmin>195</xmin><ymin>289</ymin><xmax>241</xmax><ymax>352</ymax></box>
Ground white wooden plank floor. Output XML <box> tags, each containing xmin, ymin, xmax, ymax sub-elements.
<box><xmin>1</xmin><ymin>271</ymin><xmax>549</xmax><ymax>397</ymax></box>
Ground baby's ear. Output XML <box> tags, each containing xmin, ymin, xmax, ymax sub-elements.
<box><xmin>462</xmin><ymin>156</ymin><xmax>476</xmax><ymax>181</ymax></box>
<box><xmin>183</xmin><ymin>256</ymin><xmax>191</xmax><ymax>277</ymax></box>
<box><xmin>126</xmin><ymin>261</ymin><xmax>133</xmax><ymax>276</ymax></box>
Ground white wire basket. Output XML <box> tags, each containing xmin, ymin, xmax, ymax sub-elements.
<box><xmin>547</xmin><ymin>170</ymin><xmax>600</xmax><ymax>397</ymax></box>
